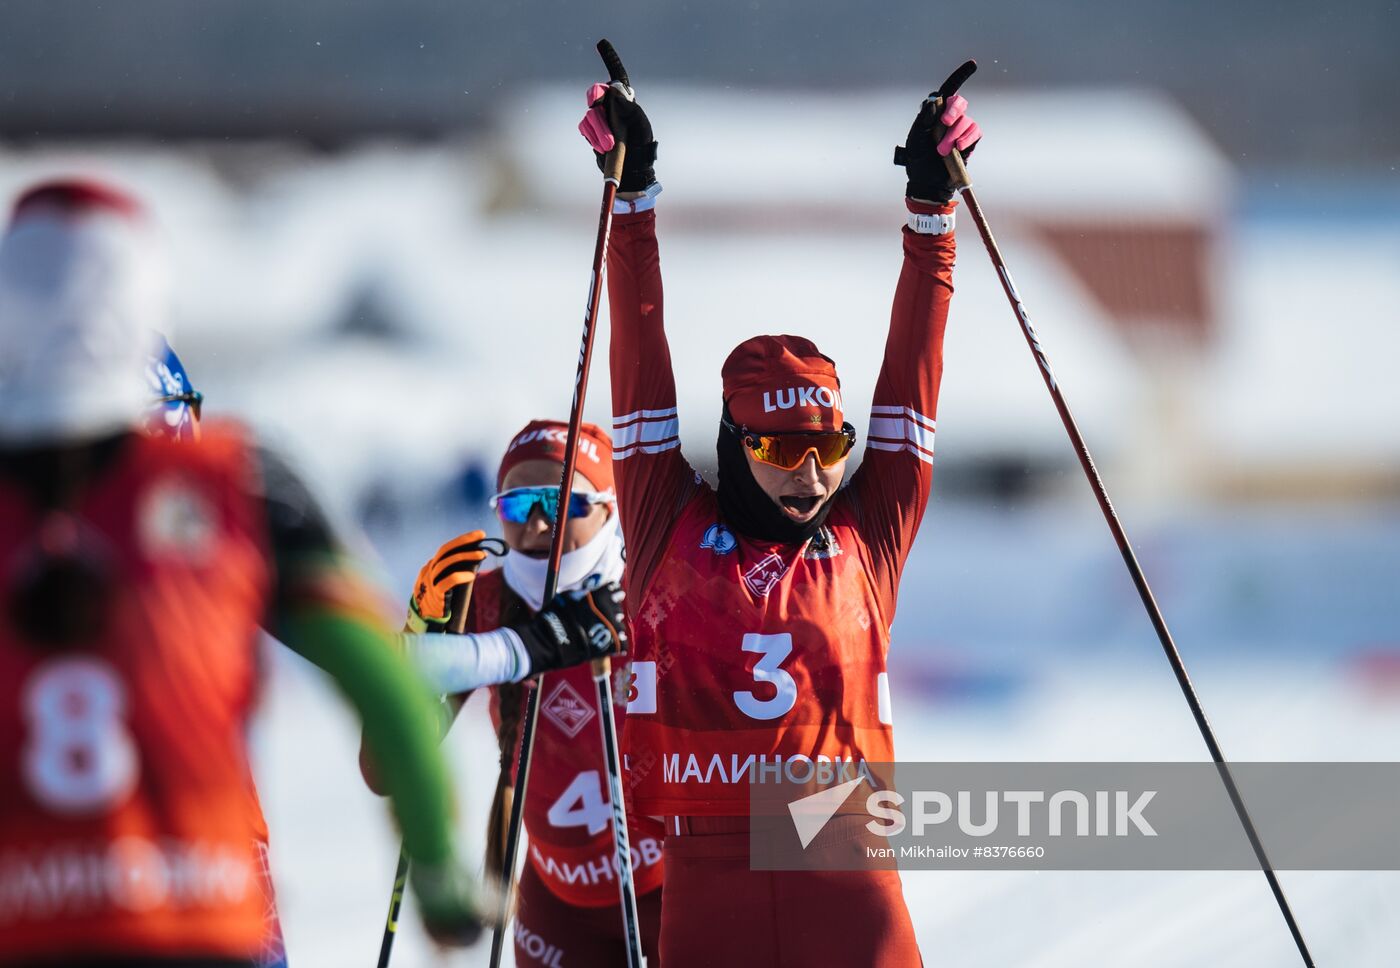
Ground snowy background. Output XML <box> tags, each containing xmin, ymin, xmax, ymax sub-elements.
<box><xmin>2</xmin><ymin>6</ymin><xmax>1399</xmax><ymax>966</ymax></box>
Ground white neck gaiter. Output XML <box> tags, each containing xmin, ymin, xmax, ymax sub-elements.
<box><xmin>502</xmin><ymin>512</ymin><xmax>626</xmax><ymax>611</ymax></box>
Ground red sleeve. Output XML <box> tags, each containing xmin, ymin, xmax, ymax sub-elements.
<box><xmin>607</xmin><ymin>208</ymin><xmax>702</xmax><ymax>599</ymax></box>
<box><xmin>846</xmin><ymin>198</ymin><xmax>956</xmax><ymax>611</ymax></box>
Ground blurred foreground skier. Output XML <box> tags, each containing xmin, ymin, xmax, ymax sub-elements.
<box><xmin>0</xmin><ymin>180</ymin><xmax>483</xmax><ymax>967</ymax></box>
<box><xmin>579</xmin><ymin>70</ymin><xmax>980</xmax><ymax>966</ymax></box>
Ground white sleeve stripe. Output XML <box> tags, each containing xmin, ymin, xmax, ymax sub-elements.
<box><xmin>613</xmin><ymin>406</ymin><xmax>679</xmax><ymax>428</ymax></box>
<box><xmin>614</xmin><ymin>437</ymin><xmax>681</xmax><ymax>460</ymax></box>
<box><xmin>904</xmin><ymin>419</ymin><xmax>934</xmax><ymax>451</ymax></box>
<box><xmin>869</xmin><ymin>415</ymin><xmax>935</xmax><ymax>451</ymax></box>
<box><xmin>868</xmin><ymin>415</ymin><xmax>905</xmax><ymax>440</ymax></box>
<box><xmin>866</xmin><ymin>438</ymin><xmax>934</xmax><ymax>463</ymax></box>
<box><xmin>904</xmin><ymin>408</ymin><xmax>937</xmax><ymax>432</ymax></box>
<box><xmin>612</xmin><ymin>417</ymin><xmax>680</xmax><ymax>448</ymax></box>
<box><xmin>869</xmin><ymin>403</ymin><xmax>935</xmax><ymax>432</ymax></box>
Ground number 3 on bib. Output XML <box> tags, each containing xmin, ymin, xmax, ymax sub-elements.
<box><xmin>733</xmin><ymin>632</ymin><xmax>798</xmax><ymax>720</ymax></box>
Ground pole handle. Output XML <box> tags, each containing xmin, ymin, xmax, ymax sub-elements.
<box><xmin>445</xmin><ymin>585</ymin><xmax>472</xmax><ymax>634</ymax></box>
<box><xmin>445</xmin><ymin>537</ymin><xmax>505</xmax><ymax>634</ymax></box>
<box><xmin>602</xmin><ymin>142</ymin><xmax>628</xmax><ymax>186</ymax></box>
<box><xmin>596</xmin><ymin>40</ymin><xmax>631</xmax><ymax>185</ymax></box>
<box><xmin>597</xmin><ymin>39</ymin><xmax>630</xmax><ymax>87</ymax></box>
<box><xmin>931</xmin><ymin>58</ymin><xmax>977</xmax><ymax>193</ymax></box>
<box><xmin>931</xmin><ymin>105</ymin><xmax>973</xmax><ymax>193</ymax></box>
<box><xmin>937</xmin><ymin>58</ymin><xmax>978</xmax><ymax>100</ymax></box>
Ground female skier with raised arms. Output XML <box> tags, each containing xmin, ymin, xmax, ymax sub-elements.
<box><xmin>578</xmin><ymin>70</ymin><xmax>982</xmax><ymax>966</ymax></box>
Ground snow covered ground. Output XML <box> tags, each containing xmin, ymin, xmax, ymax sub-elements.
<box><xmin>252</xmin><ymin>504</ymin><xmax>1400</xmax><ymax>968</ymax></box>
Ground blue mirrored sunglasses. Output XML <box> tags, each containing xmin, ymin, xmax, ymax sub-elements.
<box><xmin>490</xmin><ymin>486</ymin><xmax>611</xmax><ymax>525</ymax></box>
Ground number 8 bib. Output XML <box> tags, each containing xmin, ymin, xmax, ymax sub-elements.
<box><xmin>22</xmin><ymin>657</ymin><xmax>140</xmax><ymax>815</ymax></box>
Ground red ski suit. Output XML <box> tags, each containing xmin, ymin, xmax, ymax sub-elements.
<box><xmin>608</xmin><ymin>199</ymin><xmax>956</xmax><ymax>967</ymax></box>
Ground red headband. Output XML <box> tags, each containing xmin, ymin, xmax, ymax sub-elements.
<box><xmin>11</xmin><ymin>179</ymin><xmax>144</xmax><ymax>223</ymax></box>
<box><xmin>722</xmin><ymin>334</ymin><xmax>844</xmax><ymax>433</ymax></box>
<box><xmin>497</xmin><ymin>419</ymin><xmax>614</xmax><ymax>492</ymax></box>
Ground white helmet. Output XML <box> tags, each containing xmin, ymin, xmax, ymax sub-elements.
<box><xmin>0</xmin><ymin>179</ymin><xmax>170</xmax><ymax>444</ymax></box>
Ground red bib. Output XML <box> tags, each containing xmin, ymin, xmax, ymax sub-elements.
<box><xmin>0</xmin><ymin>426</ymin><xmax>272</xmax><ymax>962</ymax></box>
<box><xmin>622</xmin><ymin>491</ymin><xmax>895</xmax><ymax>816</ymax></box>
<box><xmin>471</xmin><ymin>570</ymin><xmax>664</xmax><ymax>908</ymax></box>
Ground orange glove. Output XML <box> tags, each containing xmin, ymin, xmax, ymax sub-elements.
<box><xmin>407</xmin><ymin>530</ymin><xmax>490</xmax><ymax>632</ymax></box>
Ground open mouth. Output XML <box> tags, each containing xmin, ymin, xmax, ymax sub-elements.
<box><xmin>779</xmin><ymin>494</ymin><xmax>822</xmax><ymax>518</ymax></box>
<box><xmin>517</xmin><ymin>547</ymin><xmax>550</xmax><ymax>560</ymax></box>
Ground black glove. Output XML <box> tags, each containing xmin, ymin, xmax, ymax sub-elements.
<box><xmin>514</xmin><ymin>581</ymin><xmax>628</xmax><ymax>676</ymax></box>
<box><xmin>588</xmin><ymin>83</ymin><xmax>658</xmax><ymax>192</ymax></box>
<box><xmin>409</xmin><ymin>856</ymin><xmax>487</xmax><ymax>948</ymax></box>
<box><xmin>894</xmin><ymin>95</ymin><xmax>979</xmax><ymax>203</ymax></box>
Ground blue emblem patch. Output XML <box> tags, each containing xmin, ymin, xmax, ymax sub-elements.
<box><xmin>700</xmin><ymin>523</ymin><xmax>737</xmax><ymax>555</ymax></box>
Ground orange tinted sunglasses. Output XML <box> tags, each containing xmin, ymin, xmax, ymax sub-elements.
<box><xmin>724</xmin><ymin>417</ymin><xmax>858</xmax><ymax>471</ymax></box>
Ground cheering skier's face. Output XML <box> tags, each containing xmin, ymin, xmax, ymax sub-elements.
<box><xmin>745</xmin><ymin>449</ymin><xmax>845</xmax><ymax>525</ymax></box>
<box><xmin>499</xmin><ymin>459</ymin><xmax>613</xmax><ymax>558</ymax></box>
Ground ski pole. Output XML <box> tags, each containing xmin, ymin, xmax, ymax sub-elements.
<box><xmin>926</xmin><ymin>59</ymin><xmax>1315</xmax><ymax>968</ymax></box>
<box><xmin>488</xmin><ymin>37</ymin><xmax>646</xmax><ymax>968</ymax></box>
<box><xmin>376</xmin><ymin>537</ymin><xmax>507</xmax><ymax>968</ymax></box>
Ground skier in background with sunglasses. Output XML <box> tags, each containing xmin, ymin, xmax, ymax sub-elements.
<box><xmin>379</xmin><ymin>419</ymin><xmax>662</xmax><ymax>968</ymax></box>
<box><xmin>579</xmin><ymin>70</ymin><xmax>980</xmax><ymax>965</ymax></box>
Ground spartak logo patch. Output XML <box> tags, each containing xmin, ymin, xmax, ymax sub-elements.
<box><xmin>541</xmin><ymin>679</ymin><xmax>596</xmax><ymax>738</ymax></box>
<box><xmin>742</xmin><ymin>551</ymin><xmax>789</xmax><ymax>598</ymax></box>
<box><xmin>803</xmin><ymin>527</ymin><xmax>842</xmax><ymax>560</ymax></box>
<box><xmin>700</xmin><ymin>523</ymin><xmax>737</xmax><ymax>555</ymax></box>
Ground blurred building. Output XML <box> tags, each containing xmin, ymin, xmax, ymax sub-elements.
<box><xmin>2</xmin><ymin>77</ymin><xmax>1396</xmax><ymax>514</ymax></box>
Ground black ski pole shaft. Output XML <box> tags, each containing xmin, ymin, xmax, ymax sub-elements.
<box><xmin>489</xmin><ymin>37</ymin><xmax>646</xmax><ymax>968</ymax></box>
<box><xmin>374</xmin><ymin>849</ymin><xmax>411</xmax><ymax>968</ymax></box>
<box><xmin>590</xmin><ymin>654</ymin><xmax>645</xmax><ymax>962</ymax></box>
<box><xmin>929</xmin><ymin>59</ymin><xmax>1315</xmax><ymax>968</ymax></box>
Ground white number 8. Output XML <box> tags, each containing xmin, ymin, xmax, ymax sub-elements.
<box><xmin>733</xmin><ymin>633</ymin><xmax>798</xmax><ymax>720</ymax></box>
<box><xmin>23</xmin><ymin>657</ymin><xmax>139</xmax><ymax>815</ymax></box>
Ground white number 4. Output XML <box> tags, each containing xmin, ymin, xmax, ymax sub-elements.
<box><xmin>547</xmin><ymin>770</ymin><xmax>612</xmax><ymax>835</ymax></box>
<box><xmin>733</xmin><ymin>632</ymin><xmax>798</xmax><ymax>721</ymax></box>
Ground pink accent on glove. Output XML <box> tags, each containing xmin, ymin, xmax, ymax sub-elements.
<box><xmin>579</xmin><ymin>82</ymin><xmax>615</xmax><ymax>153</ymax></box>
<box><xmin>937</xmin><ymin>94</ymin><xmax>982</xmax><ymax>156</ymax></box>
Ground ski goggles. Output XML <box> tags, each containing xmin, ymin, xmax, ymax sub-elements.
<box><xmin>154</xmin><ymin>389</ymin><xmax>203</xmax><ymax>421</ymax></box>
<box><xmin>143</xmin><ymin>389</ymin><xmax>204</xmax><ymax>441</ymax></box>
<box><xmin>723</xmin><ymin>417</ymin><xmax>858</xmax><ymax>471</ymax></box>
<box><xmin>490</xmin><ymin>486</ymin><xmax>613</xmax><ymax>525</ymax></box>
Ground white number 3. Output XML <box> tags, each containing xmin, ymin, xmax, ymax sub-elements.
<box><xmin>23</xmin><ymin>658</ymin><xmax>139</xmax><ymax>815</ymax></box>
<box><xmin>733</xmin><ymin>632</ymin><xmax>798</xmax><ymax>720</ymax></box>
